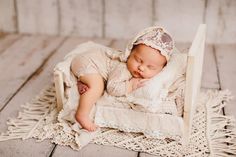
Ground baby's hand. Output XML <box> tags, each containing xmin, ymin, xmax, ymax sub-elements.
<box><xmin>77</xmin><ymin>81</ymin><xmax>89</xmax><ymax>95</ymax></box>
<box><xmin>129</xmin><ymin>78</ymin><xmax>149</xmax><ymax>92</ymax></box>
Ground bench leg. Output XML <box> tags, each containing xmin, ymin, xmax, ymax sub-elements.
<box><xmin>54</xmin><ymin>71</ymin><xmax>64</xmax><ymax>112</ymax></box>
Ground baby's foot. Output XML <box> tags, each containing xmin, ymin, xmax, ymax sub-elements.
<box><xmin>75</xmin><ymin>114</ymin><xmax>98</xmax><ymax>132</ymax></box>
<box><xmin>77</xmin><ymin>81</ymin><xmax>89</xmax><ymax>95</ymax></box>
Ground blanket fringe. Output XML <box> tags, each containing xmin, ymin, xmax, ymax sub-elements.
<box><xmin>0</xmin><ymin>85</ymin><xmax>56</xmax><ymax>141</ymax></box>
<box><xmin>1</xmin><ymin>85</ymin><xmax>236</xmax><ymax>156</ymax></box>
<box><xmin>205</xmin><ymin>90</ymin><xmax>236</xmax><ymax>156</ymax></box>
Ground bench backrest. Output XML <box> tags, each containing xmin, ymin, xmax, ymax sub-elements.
<box><xmin>183</xmin><ymin>24</ymin><xmax>206</xmax><ymax>144</ymax></box>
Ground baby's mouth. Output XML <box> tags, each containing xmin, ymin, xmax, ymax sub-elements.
<box><xmin>133</xmin><ymin>71</ymin><xmax>142</xmax><ymax>78</ymax></box>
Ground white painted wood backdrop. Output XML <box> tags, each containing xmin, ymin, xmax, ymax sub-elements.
<box><xmin>0</xmin><ymin>0</ymin><xmax>235</xmax><ymax>43</ymax></box>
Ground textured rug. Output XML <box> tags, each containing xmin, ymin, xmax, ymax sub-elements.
<box><xmin>0</xmin><ymin>84</ymin><xmax>236</xmax><ymax>156</ymax></box>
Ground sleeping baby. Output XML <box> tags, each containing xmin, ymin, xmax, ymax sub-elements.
<box><xmin>70</xmin><ymin>27</ymin><xmax>175</xmax><ymax>132</ymax></box>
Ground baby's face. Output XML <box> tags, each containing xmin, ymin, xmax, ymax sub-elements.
<box><xmin>127</xmin><ymin>44</ymin><xmax>167</xmax><ymax>79</ymax></box>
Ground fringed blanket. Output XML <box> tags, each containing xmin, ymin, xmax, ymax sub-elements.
<box><xmin>0</xmin><ymin>84</ymin><xmax>236</xmax><ymax>156</ymax></box>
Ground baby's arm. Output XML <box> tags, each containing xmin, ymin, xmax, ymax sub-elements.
<box><xmin>127</xmin><ymin>78</ymin><xmax>148</xmax><ymax>93</ymax></box>
<box><xmin>107</xmin><ymin>63</ymin><xmax>147</xmax><ymax>96</ymax></box>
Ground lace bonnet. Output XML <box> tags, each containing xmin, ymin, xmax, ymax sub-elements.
<box><xmin>121</xmin><ymin>26</ymin><xmax>174</xmax><ymax>62</ymax></box>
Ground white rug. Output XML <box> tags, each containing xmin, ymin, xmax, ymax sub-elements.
<box><xmin>0</xmin><ymin>84</ymin><xmax>236</xmax><ymax>156</ymax></box>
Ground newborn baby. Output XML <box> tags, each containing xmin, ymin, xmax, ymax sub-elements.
<box><xmin>70</xmin><ymin>27</ymin><xmax>174</xmax><ymax>131</ymax></box>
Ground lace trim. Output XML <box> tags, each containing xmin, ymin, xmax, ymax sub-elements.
<box><xmin>94</xmin><ymin>105</ymin><xmax>183</xmax><ymax>138</ymax></box>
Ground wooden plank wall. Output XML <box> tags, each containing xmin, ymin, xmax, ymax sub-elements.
<box><xmin>0</xmin><ymin>0</ymin><xmax>235</xmax><ymax>43</ymax></box>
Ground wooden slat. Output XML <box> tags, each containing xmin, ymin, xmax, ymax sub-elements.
<box><xmin>105</xmin><ymin>0</ymin><xmax>152</xmax><ymax>39</ymax></box>
<box><xmin>0</xmin><ymin>138</ymin><xmax>54</xmax><ymax>157</ymax></box>
<box><xmin>53</xmin><ymin>144</ymin><xmax>138</xmax><ymax>157</ymax></box>
<box><xmin>154</xmin><ymin>0</ymin><xmax>205</xmax><ymax>42</ymax></box>
<box><xmin>183</xmin><ymin>24</ymin><xmax>206</xmax><ymax>144</ymax></box>
<box><xmin>201</xmin><ymin>44</ymin><xmax>219</xmax><ymax>89</ymax></box>
<box><xmin>175</xmin><ymin>43</ymin><xmax>219</xmax><ymax>89</ymax></box>
<box><xmin>206</xmin><ymin>0</ymin><xmax>236</xmax><ymax>44</ymax></box>
<box><xmin>0</xmin><ymin>34</ymin><xmax>21</xmax><ymax>54</ymax></box>
<box><xmin>215</xmin><ymin>44</ymin><xmax>236</xmax><ymax>118</ymax></box>
<box><xmin>0</xmin><ymin>35</ymin><xmax>64</xmax><ymax>110</ymax></box>
<box><xmin>59</xmin><ymin>0</ymin><xmax>103</xmax><ymax>37</ymax></box>
<box><xmin>0</xmin><ymin>0</ymin><xmax>16</xmax><ymax>32</ymax></box>
<box><xmin>16</xmin><ymin>0</ymin><xmax>58</xmax><ymax>35</ymax></box>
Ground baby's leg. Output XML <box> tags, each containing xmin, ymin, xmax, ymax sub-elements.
<box><xmin>75</xmin><ymin>74</ymin><xmax>104</xmax><ymax>131</ymax></box>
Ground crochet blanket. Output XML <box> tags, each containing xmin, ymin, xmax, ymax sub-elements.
<box><xmin>0</xmin><ymin>84</ymin><xmax>236</xmax><ymax>156</ymax></box>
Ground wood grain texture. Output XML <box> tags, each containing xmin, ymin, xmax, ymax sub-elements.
<box><xmin>154</xmin><ymin>0</ymin><xmax>205</xmax><ymax>43</ymax></box>
<box><xmin>0</xmin><ymin>35</ymin><xmax>64</xmax><ymax>110</ymax></box>
<box><xmin>59</xmin><ymin>0</ymin><xmax>103</xmax><ymax>37</ymax></box>
<box><xmin>175</xmin><ymin>43</ymin><xmax>219</xmax><ymax>89</ymax></box>
<box><xmin>0</xmin><ymin>37</ymin><xmax>66</xmax><ymax>157</ymax></box>
<box><xmin>0</xmin><ymin>34</ymin><xmax>21</xmax><ymax>54</ymax></box>
<box><xmin>53</xmin><ymin>144</ymin><xmax>138</xmax><ymax>157</ymax></box>
<box><xmin>105</xmin><ymin>0</ymin><xmax>152</xmax><ymax>39</ymax></box>
<box><xmin>0</xmin><ymin>0</ymin><xmax>16</xmax><ymax>32</ymax></box>
<box><xmin>183</xmin><ymin>25</ymin><xmax>206</xmax><ymax>144</ymax></box>
<box><xmin>205</xmin><ymin>0</ymin><xmax>236</xmax><ymax>44</ymax></box>
<box><xmin>17</xmin><ymin>0</ymin><xmax>58</xmax><ymax>35</ymax></box>
<box><xmin>215</xmin><ymin>44</ymin><xmax>236</xmax><ymax>118</ymax></box>
<box><xmin>201</xmin><ymin>44</ymin><xmax>219</xmax><ymax>89</ymax></box>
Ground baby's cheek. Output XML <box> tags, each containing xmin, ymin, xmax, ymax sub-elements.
<box><xmin>148</xmin><ymin>71</ymin><xmax>159</xmax><ymax>78</ymax></box>
<box><xmin>129</xmin><ymin>62</ymin><xmax>136</xmax><ymax>70</ymax></box>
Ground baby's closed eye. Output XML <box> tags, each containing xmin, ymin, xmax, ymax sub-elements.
<box><xmin>147</xmin><ymin>65</ymin><xmax>156</xmax><ymax>70</ymax></box>
<box><xmin>135</xmin><ymin>56</ymin><xmax>142</xmax><ymax>63</ymax></box>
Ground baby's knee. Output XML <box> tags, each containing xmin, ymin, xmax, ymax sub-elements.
<box><xmin>81</xmin><ymin>75</ymin><xmax>104</xmax><ymax>95</ymax></box>
<box><xmin>71</xmin><ymin>57</ymin><xmax>80</xmax><ymax>75</ymax></box>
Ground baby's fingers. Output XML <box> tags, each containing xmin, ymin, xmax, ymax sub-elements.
<box><xmin>137</xmin><ymin>80</ymin><xmax>147</xmax><ymax>88</ymax></box>
<box><xmin>139</xmin><ymin>79</ymin><xmax>149</xmax><ymax>83</ymax></box>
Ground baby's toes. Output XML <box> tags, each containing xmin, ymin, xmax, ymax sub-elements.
<box><xmin>79</xmin><ymin>89</ymin><xmax>85</xmax><ymax>95</ymax></box>
<box><xmin>90</xmin><ymin>125</ymin><xmax>97</xmax><ymax>132</ymax></box>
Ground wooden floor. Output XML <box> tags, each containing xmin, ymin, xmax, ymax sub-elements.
<box><xmin>0</xmin><ymin>34</ymin><xmax>235</xmax><ymax>157</ymax></box>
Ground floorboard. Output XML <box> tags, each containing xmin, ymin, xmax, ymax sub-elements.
<box><xmin>0</xmin><ymin>35</ymin><xmax>64</xmax><ymax>110</ymax></box>
<box><xmin>0</xmin><ymin>34</ymin><xmax>21</xmax><ymax>54</ymax></box>
<box><xmin>53</xmin><ymin>144</ymin><xmax>138</xmax><ymax>157</ymax></box>
<box><xmin>215</xmin><ymin>44</ymin><xmax>236</xmax><ymax>118</ymax></box>
<box><xmin>202</xmin><ymin>44</ymin><xmax>219</xmax><ymax>89</ymax></box>
<box><xmin>0</xmin><ymin>35</ymin><xmax>65</xmax><ymax>156</ymax></box>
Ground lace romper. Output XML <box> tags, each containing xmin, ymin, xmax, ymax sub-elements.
<box><xmin>70</xmin><ymin>49</ymin><xmax>132</xmax><ymax>96</ymax></box>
